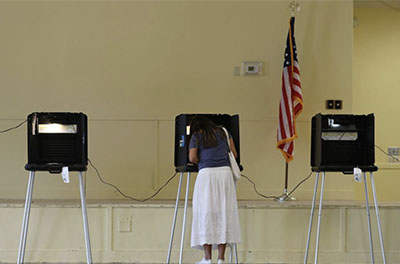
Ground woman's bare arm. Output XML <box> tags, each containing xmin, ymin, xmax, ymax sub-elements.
<box><xmin>229</xmin><ymin>138</ymin><xmax>238</xmax><ymax>159</ymax></box>
<box><xmin>189</xmin><ymin>148</ymin><xmax>199</xmax><ymax>164</ymax></box>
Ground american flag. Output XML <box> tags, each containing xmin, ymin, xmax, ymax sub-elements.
<box><xmin>277</xmin><ymin>17</ymin><xmax>303</xmax><ymax>163</ymax></box>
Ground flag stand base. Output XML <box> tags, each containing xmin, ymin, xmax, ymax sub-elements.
<box><xmin>276</xmin><ymin>161</ymin><xmax>296</xmax><ymax>202</ymax></box>
<box><xmin>275</xmin><ymin>189</ymin><xmax>296</xmax><ymax>202</ymax></box>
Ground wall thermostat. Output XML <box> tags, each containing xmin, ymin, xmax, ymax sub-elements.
<box><xmin>242</xmin><ymin>61</ymin><xmax>262</xmax><ymax>75</ymax></box>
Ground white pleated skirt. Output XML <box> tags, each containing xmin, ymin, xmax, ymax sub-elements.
<box><xmin>191</xmin><ymin>166</ymin><xmax>241</xmax><ymax>250</ymax></box>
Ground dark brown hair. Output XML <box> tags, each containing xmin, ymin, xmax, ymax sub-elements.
<box><xmin>190</xmin><ymin>116</ymin><xmax>222</xmax><ymax>148</ymax></box>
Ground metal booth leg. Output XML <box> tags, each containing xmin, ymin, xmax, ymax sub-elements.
<box><xmin>166</xmin><ymin>172</ymin><xmax>184</xmax><ymax>264</ymax></box>
<box><xmin>179</xmin><ymin>172</ymin><xmax>191</xmax><ymax>264</ymax></box>
<box><xmin>232</xmin><ymin>182</ymin><xmax>238</xmax><ymax>264</ymax></box>
<box><xmin>229</xmin><ymin>244</ymin><xmax>233</xmax><ymax>263</ymax></box>
<box><xmin>314</xmin><ymin>172</ymin><xmax>326</xmax><ymax>264</ymax></box>
<box><xmin>369</xmin><ymin>172</ymin><xmax>387</xmax><ymax>264</ymax></box>
<box><xmin>17</xmin><ymin>171</ymin><xmax>35</xmax><ymax>264</ymax></box>
<box><xmin>79</xmin><ymin>172</ymin><xmax>92</xmax><ymax>264</ymax></box>
<box><xmin>304</xmin><ymin>172</ymin><xmax>320</xmax><ymax>264</ymax></box>
<box><xmin>233</xmin><ymin>243</ymin><xmax>238</xmax><ymax>264</ymax></box>
<box><xmin>229</xmin><ymin>243</ymin><xmax>239</xmax><ymax>264</ymax></box>
<box><xmin>363</xmin><ymin>172</ymin><xmax>375</xmax><ymax>264</ymax></box>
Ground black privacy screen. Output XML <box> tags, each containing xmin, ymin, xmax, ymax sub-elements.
<box><xmin>311</xmin><ymin>113</ymin><xmax>376</xmax><ymax>173</ymax></box>
<box><xmin>26</xmin><ymin>112</ymin><xmax>88</xmax><ymax>173</ymax></box>
<box><xmin>174</xmin><ymin>114</ymin><xmax>241</xmax><ymax>172</ymax></box>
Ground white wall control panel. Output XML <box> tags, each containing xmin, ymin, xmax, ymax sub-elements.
<box><xmin>242</xmin><ymin>61</ymin><xmax>263</xmax><ymax>75</ymax></box>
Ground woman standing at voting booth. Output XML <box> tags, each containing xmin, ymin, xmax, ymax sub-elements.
<box><xmin>189</xmin><ymin>116</ymin><xmax>241</xmax><ymax>264</ymax></box>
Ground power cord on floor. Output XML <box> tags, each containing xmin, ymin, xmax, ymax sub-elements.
<box><xmin>88</xmin><ymin>158</ymin><xmax>178</xmax><ymax>202</ymax></box>
<box><xmin>0</xmin><ymin>119</ymin><xmax>27</xmax><ymax>133</ymax></box>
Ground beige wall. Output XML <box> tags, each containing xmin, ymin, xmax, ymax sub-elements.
<box><xmin>353</xmin><ymin>6</ymin><xmax>400</xmax><ymax>201</ymax></box>
<box><xmin>0</xmin><ymin>0</ymin><xmax>355</xmax><ymax>201</ymax></box>
<box><xmin>1</xmin><ymin>1</ymin><xmax>400</xmax><ymax>263</ymax></box>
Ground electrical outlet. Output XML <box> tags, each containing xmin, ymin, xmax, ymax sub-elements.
<box><xmin>326</xmin><ymin>100</ymin><xmax>334</xmax><ymax>109</ymax></box>
<box><xmin>334</xmin><ymin>100</ymin><xmax>343</xmax><ymax>109</ymax></box>
<box><xmin>326</xmin><ymin>99</ymin><xmax>343</xmax><ymax>110</ymax></box>
<box><xmin>118</xmin><ymin>215</ymin><xmax>132</xmax><ymax>232</ymax></box>
<box><xmin>388</xmin><ymin>147</ymin><xmax>400</xmax><ymax>163</ymax></box>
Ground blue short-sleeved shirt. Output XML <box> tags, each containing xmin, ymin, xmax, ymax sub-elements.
<box><xmin>189</xmin><ymin>129</ymin><xmax>231</xmax><ymax>171</ymax></box>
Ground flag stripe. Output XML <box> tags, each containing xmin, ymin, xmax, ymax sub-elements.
<box><xmin>282</xmin><ymin>70</ymin><xmax>294</xmax><ymax>133</ymax></box>
<box><xmin>277</xmin><ymin>17</ymin><xmax>303</xmax><ymax>163</ymax></box>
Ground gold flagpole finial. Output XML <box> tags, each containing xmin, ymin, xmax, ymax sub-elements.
<box><xmin>289</xmin><ymin>1</ymin><xmax>300</xmax><ymax>17</ymax></box>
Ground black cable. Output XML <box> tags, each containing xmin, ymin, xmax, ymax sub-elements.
<box><xmin>241</xmin><ymin>171</ymin><xmax>313</xmax><ymax>200</ymax></box>
<box><xmin>286</xmin><ymin>171</ymin><xmax>313</xmax><ymax>197</ymax></box>
<box><xmin>0</xmin><ymin>119</ymin><xmax>27</xmax><ymax>133</ymax></box>
<box><xmin>88</xmin><ymin>158</ymin><xmax>178</xmax><ymax>202</ymax></box>
<box><xmin>241</xmin><ymin>174</ymin><xmax>279</xmax><ymax>199</ymax></box>
<box><xmin>375</xmin><ymin>144</ymin><xmax>400</xmax><ymax>162</ymax></box>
